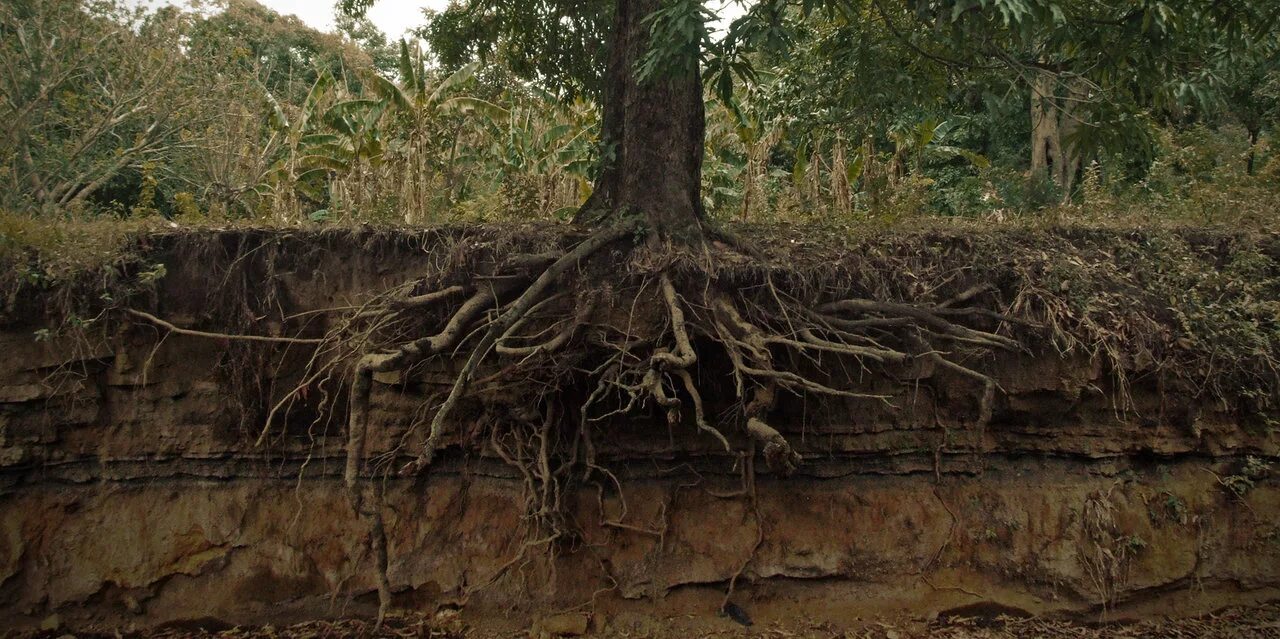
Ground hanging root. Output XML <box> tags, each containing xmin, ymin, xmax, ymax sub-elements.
<box><xmin>109</xmin><ymin>222</ymin><xmax>1032</xmax><ymax>622</ymax></box>
<box><xmin>745</xmin><ymin>417</ymin><xmax>800</xmax><ymax>476</ymax></box>
<box><xmin>147</xmin><ymin>221</ymin><xmax>1021</xmax><ymax>616</ymax></box>
<box><xmin>397</xmin><ymin>220</ymin><xmax>640</xmax><ymax>476</ymax></box>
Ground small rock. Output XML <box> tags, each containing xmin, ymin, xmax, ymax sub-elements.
<box><xmin>39</xmin><ymin>613</ymin><xmax>61</xmax><ymax>631</ymax></box>
<box><xmin>122</xmin><ymin>593</ymin><xmax>143</xmax><ymax>615</ymax></box>
<box><xmin>723</xmin><ymin>601</ymin><xmax>752</xmax><ymax>627</ymax></box>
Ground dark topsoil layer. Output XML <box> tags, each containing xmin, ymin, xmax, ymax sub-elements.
<box><xmin>3</xmin><ymin>220</ymin><xmax>1278</xmax><ymax>405</ymax></box>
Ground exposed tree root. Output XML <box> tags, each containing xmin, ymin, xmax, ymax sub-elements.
<box><xmin>124</xmin><ymin>308</ymin><xmax>325</xmax><ymax>345</ymax></box>
<box><xmin>127</xmin><ymin>222</ymin><xmax>1026</xmax><ymax>620</ymax></box>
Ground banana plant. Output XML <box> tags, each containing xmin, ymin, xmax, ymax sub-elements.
<box><xmin>257</xmin><ymin>70</ymin><xmax>376</xmax><ymax>210</ymax></box>
<box><xmin>258</xmin><ymin>40</ymin><xmax>494</xmax><ymax>217</ymax></box>
<box><xmin>889</xmin><ymin>118</ymin><xmax>990</xmax><ymax>174</ymax></box>
<box><xmin>365</xmin><ymin>40</ymin><xmax>501</xmax><ymax>120</ymax></box>
<box><xmin>457</xmin><ymin>87</ymin><xmax>598</xmax><ymax>217</ymax></box>
<box><xmin>365</xmin><ymin>40</ymin><xmax>511</xmax><ymax>217</ymax></box>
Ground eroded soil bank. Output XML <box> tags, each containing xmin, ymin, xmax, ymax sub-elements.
<box><xmin>0</xmin><ymin>225</ymin><xmax>1277</xmax><ymax>635</ymax></box>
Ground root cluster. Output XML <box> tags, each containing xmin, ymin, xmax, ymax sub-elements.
<box><xmin>320</xmin><ymin>223</ymin><xmax>1021</xmax><ymax>621</ymax></box>
<box><xmin>123</xmin><ymin>222</ymin><xmax>1024</xmax><ymax>623</ymax></box>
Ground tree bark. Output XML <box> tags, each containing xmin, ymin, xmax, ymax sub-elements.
<box><xmin>576</xmin><ymin>0</ymin><xmax>706</xmax><ymax>238</ymax></box>
<box><xmin>1030</xmin><ymin>70</ymin><xmax>1083</xmax><ymax>203</ymax></box>
<box><xmin>1030</xmin><ymin>71</ymin><xmax>1062</xmax><ymax>181</ymax></box>
<box><xmin>1247</xmin><ymin>127</ymin><xmax>1260</xmax><ymax>175</ymax></box>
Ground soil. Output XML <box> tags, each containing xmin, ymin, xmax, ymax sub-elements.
<box><xmin>10</xmin><ymin>604</ymin><xmax>1280</xmax><ymax>638</ymax></box>
<box><xmin>0</xmin><ymin>225</ymin><xmax>1277</xmax><ymax>636</ymax></box>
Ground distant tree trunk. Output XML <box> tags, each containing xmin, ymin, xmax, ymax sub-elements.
<box><xmin>1030</xmin><ymin>72</ymin><xmax>1061</xmax><ymax>181</ymax></box>
<box><xmin>1246</xmin><ymin>126</ymin><xmax>1261</xmax><ymax>175</ymax></box>
<box><xmin>1057</xmin><ymin>78</ymin><xmax>1085</xmax><ymax>199</ymax></box>
<box><xmin>576</xmin><ymin>0</ymin><xmax>706</xmax><ymax>238</ymax></box>
<box><xmin>1030</xmin><ymin>71</ymin><xmax>1084</xmax><ymax>203</ymax></box>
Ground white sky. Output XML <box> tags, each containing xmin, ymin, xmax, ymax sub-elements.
<box><xmin>252</xmin><ymin>1</ymin><xmax>447</xmax><ymax>39</ymax></box>
<box><xmin>142</xmin><ymin>1</ymin><xmax>747</xmax><ymax>41</ymax></box>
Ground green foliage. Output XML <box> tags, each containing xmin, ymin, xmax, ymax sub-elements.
<box><xmin>1221</xmin><ymin>457</ymin><xmax>1273</xmax><ymax>499</ymax></box>
<box><xmin>4</xmin><ymin>0</ymin><xmax>1278</xmax><ymax>227</ymax></box>
<box><xmin>187</xmin><ymin>0</ymin><xmax>377</xmax><ymax>103</ymax></box>
<box><xmin>419</xmin><ymin>0</ymin><xmax>612</xmax><ymax>99</ymax></box>
<box><xmin>636</xmin><ymin>0</ymin><xmax>715</xmax><ymax>82</ymax></box>
<box><xmin>0</xmin><ymin>0</ymin><xmax>207</xmax><ymax>213</ymax></box>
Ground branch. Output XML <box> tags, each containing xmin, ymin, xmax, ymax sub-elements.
<box><xmin>124</xmin><ymin>308</ymin><xmax>324</xmax><ymax>345</ymax></box>
<box><xmin>870</xmin><ymin>0</ymin><xmax>1002</xmax><ymax>71</ymax></box>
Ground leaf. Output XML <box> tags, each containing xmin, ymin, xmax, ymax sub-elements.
<box><xmin>439</xmin><ymin>96</ymin><xmax>510</xmax><ymax>121</ymax></box>
<box><xmin>792</xmin><ymin>138</ymin><xmax>810</xmax><ymax>186</ymax></box>
<box><xmin>847</xmin><ymin>152</ymin><xmax>866</xmax><ymax>185</ymax></box>
<box><xmin>427</xmin><ymin>60</ymin><xmax>480</xmax><ymax>106</ymax></box>
<box><xmin>324</xmin><ymin>99</ymin><xmax>384</xmax><ymax>121</ymax></box>
<box><xmin>366</xmin><ymin>72</ymin><xmax>411</xmax><ymax>112</ymax></box>
<box><xmin>960</xmin><ymin>149</ymin><xmax>990</xmax><ymax>169</ymax></box>
<box><xmin>540</xmin><ymin>124</ymin><xmax>573</xmax><ymax>148</ymax></box>
<box><xmin>298</xmin><ymin>154</ymin><xmax>351</xmax><ymax>172</ymax></box>
<box><xmin>258</xmin><ymin>81</ymin><xmax>289</xmax><ymax>132</ymax></box>
<box><xmin>299</xmin><ymin>134</ymin><xmax>341</xmax><ymax>147</ymax></box>
<box><xmin>299</xmin><ymin>69</ymin><xmax>335</xmax><ymax>132</ymax></box>
<box><xmin>397</xmin><ymin>39</ymin><xmax>416</xmax><ymax>91</ymax></box>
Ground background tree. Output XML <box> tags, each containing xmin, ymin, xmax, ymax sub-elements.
<box><xmin>0</xmin><ymin>0</ymin><xmax>212</xmax><ymax>213</ymax></box>
<box><xmin>404</xmin><ymin>0</ymin><xmax>1280</xmax><ymax>228</ymax></box>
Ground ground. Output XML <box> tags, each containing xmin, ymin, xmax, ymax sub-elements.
<box><xmin>12</xmin><ymin>603</ymin><xmax>1280</xmax><ymax>638</ymax></box>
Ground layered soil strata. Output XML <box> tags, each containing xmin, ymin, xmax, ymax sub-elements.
<box><xmin>1</xmin><ymin>226</ymin><xmax>1276</xmax><ymax>633</ymax></box>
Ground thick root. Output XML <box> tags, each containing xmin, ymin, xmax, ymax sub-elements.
<box><xmin>129</xmin><ymin>225</ymin><xmax>1023</xmax><ymax>613</ymax></box>
<box><xmin>746</xmin><ymin>417</ymin><xmax>801</xmax><ymax>476</ymax></box>
<box><xmin>400</xmin><ymin>219</ymin><xmax>640</xmax><ymax>475</ymax></box>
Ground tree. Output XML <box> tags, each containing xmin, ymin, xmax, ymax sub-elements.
<box><xmin>416</xmin><ymin>0</ymin><xmax>710</xmax><ymax>234</ymax></box>
<box><xmin>746</xmin><ymin>1</ymin><xmax>1279</xmax><ymax>201</ymax></box>
<box><xmin>269</xmin><ymin>1</ymin><xmax>1280</xmax><ymax>624</ymax></box>
<box><xmin>0</xmin><ymin>0</ymin><xmax>211</xmax><ymax>212</ymax></box>
<box><xmin>1222</xmin><ymin>48</ymin><xmax>1280</xmax><ymax>175</ymax></box>
<box><xmin>188</xmin><ymin>0</ymin><xmax>381</xmax><ymax>107</ymax></box>
<box><xmin>414</xmin><ymin>0</ymin><xmax>1279</xmax><ymax>224</ymax></box>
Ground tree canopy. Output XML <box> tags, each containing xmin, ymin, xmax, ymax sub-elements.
<box><xmin>2</xmin><ymin>0</ymin><xmax>1276</xmax><ymax>223</ymax></box>
<box><xmin>406</xmin><ymin>1</ymin><xmax>1276</xmax><ymax>231</ymax></box>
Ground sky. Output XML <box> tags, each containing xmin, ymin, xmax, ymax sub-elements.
<box><xmin>247</xmin><ymin>1</ymin><xmax>447</xmax><ymax>39</ymax></box>
<box><xmin>141</xmin><ymin>1</ymin><xmax>747</xmax><ymax>41</ymax></box>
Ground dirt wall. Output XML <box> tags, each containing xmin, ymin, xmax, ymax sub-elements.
<box><xmin>1</xmin><ymin>227</ymin><xmax>1277</xmax><ymax>634</ymax></box>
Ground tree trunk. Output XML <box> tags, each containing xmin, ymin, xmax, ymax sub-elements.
<box><xmin>1056</xmin><ymin>78</ymin><xmax>1085</xmax><ymax>202</ymax></box>
<box><xmin>1030</xmin><ymin>71</ymin><xmax>1084</xmax><ymax>203</ymax></box>
<box><xmin>1247</xmin><ymin>127</ymin><xmax>1260</xmax><ymax>175</ymax></box>
<box><xmin>576</xmin><ymin>0</ymin><xmax>706</xmax><ymax>238</ymax></box>
<box><xmin>1030</xmin><ymin>71</ymin><xmax>1061</xmax><ymax>182</ymax></box>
